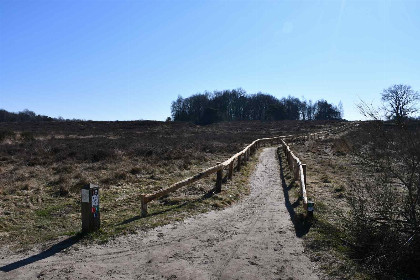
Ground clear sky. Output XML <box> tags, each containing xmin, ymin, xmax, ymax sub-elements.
<box><xmin>1</xmin><ymin>0</ymin><xmax>419</xmax><ymax>121</ymax></box>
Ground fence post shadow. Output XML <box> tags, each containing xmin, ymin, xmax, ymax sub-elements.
<box><xmin>0</xmin><ymin>233</ymin><xmax>82</xmax><ymax>273</ymax></box>
<box><xmin>118</xmin><ymin>187</ymin><xmax>219</xmax><ymax>226</ymax></box>
<box><xmin>277</xmin><ymin>151</ymin><xmax>313</xmax><ymax>238</ymax></box>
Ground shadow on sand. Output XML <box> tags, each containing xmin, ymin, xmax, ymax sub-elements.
<box><xmin>277</xmin><ymin>149</ymin><xmax>313</xmax><ymax>238</ymax></box>
<box><xmin>117</xmin><ymin>187</ymin><xmax>218</xmax><ymax>226</ymax></box>
<box><xmin>0</xmin><ymin>234</ymin><xmax>82</xmax><ymax>273</ymax></box>
<box><xmin>1</xmin><ymin>160</ymin><xmax>248</xmax><ymax>273</ymax></box>
<box><xmin>0</xmin><ymin>187</ymin><xmax>219</xmax><ymax>273</ymax></box>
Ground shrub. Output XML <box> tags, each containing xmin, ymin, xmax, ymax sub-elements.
<box><xmin>345</xmin><ymin>121</ymin><xmax>420</xmax><ymax>277</ymax></box>
<box><xmin>21</xmin><ymin>131</ymin><xmax>35</xmax><ymax>142</ymax></box>
<box><xmin>0</xmin><ymin>130</ymin><xmax>15</xmax><ymax>141</ymax></box>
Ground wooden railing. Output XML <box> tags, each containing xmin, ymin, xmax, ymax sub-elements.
<box><xmin>139</xmin><ymin>124</ymin><xmax>353</xmax><ymax>216</ymax></box>
<box><xmin>139</xmin><ymin>136</ymin><xmax>286</xmax><ymax>216</ymax></box>
<box><xmin>280</xmin><ymin>139</ymin><xmax>313</xmax><ymax>215</ymax></box>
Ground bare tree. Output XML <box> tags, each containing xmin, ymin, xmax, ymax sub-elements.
<box><xmin>381</xmin><ymin>84</ymin><xmax>419</xmax><ymax>123</ymax></box>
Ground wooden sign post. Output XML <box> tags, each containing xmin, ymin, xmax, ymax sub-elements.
<box><xmin>81</xmin><ymin>183</ymin><xmax>100</xmax><ymax>233</ymax></box>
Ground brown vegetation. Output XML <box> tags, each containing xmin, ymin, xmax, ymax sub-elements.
<box><xmin>288</xmin><ymin>121</ymin><xmax>420</xmax><ymax>279</ymax></box>
<box><xmin>0</xmin><ymin>120</ymin><xmax>342</xmax><ymax>249</ymax></box>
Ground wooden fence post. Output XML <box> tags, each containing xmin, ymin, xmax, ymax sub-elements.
<box><xmin>216</xmin><ymin>169</ymin><xmax>223</xmax><ymax>193</ymax></box>
<box><xmin>228</xmin><ymin>161</ymin><xmax>234</xmax><ymax>179</ymax></box>
<box><xmin>302</xmin><ymin>164</ymin><xmax>307</xmax><ymax>186</ymax></box>
<box><xmin>237</xmin><ymin>155</ymin><xmax>241</xmax><ymax>171</ymax></box>
<box><xmin>140</xmin><ymin>195</ymin><xmax>148</xmax><ymax>217</ymax></box>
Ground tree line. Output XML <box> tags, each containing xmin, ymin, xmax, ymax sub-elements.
<box><xmin>0</xmin><ymin>109</ymin><xmax>54</xmax><ymax>122</ymax></box>
<box><xmin>171</xmin><ymin>89</ymin><xmax>343</xmax><ymax>124</ymax></box>
<box><xmin>0</xmin><ymin>109</ymin><xmax>87</xmax><ymax>122</ymax></box>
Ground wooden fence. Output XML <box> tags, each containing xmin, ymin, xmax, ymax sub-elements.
<box><xmin>280</xmin><ymin>139</ymin><xmax>313</xmax><ymax>214</ymax></box>
<box><xmin>139</xmin><ymin>136</ymin><xmax>286</xmax><ymax>216</ymax></box>
<box><xmin>139</xmin><ymin>124</ymin><xmax>352</xmax><ymax>216</ymax></box>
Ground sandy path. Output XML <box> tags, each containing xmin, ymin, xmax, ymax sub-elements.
<box><xmin>0</xmin><ymin>147</ymin><xmax>319</xmax><ymax>280</ymax></box>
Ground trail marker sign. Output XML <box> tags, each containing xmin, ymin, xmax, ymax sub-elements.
<box><xmin>81</xmin><ymin>184</ymin><xmax>100</xmax><ymax>233</ymax></box>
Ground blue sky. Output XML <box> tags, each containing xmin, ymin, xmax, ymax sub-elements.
<box><xmin>1</xmin><ymin>0</ymin><xmax>419</xmax><ymax>121</ymax></box>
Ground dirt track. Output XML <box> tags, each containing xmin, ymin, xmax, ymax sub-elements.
<box><xmin>0</xmin><ymin>147</ymin><xmax>319</xmax><ymax>280</ymax></box>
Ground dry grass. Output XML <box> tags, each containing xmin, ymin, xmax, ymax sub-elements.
<box><xmin>0</xmin><ymin>120</ymin><xmax>344</xmax><ymax>250</ymax></box>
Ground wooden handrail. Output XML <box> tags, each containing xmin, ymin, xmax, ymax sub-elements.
<box><xmin>281</xmin><ymin>139</ymin><xmax>311</xmax><ymax>214</ymax></box>
<box><xmin>140</xmin><ymin>124</ymin><xmax>352</xmax><ymax>216</ymax></box>
<box><xmin>140</xmin><ymin>136</ymin><xmax>285</xmax><ymax>216</ymax></box>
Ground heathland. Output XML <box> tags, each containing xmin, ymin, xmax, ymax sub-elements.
<box><xmin>1</xmin><ymin>119</ymin><xmax>419</xmax><ymax>279</ymax></box>
<box><xmin>0</xmin><ymin>120</ymin><xmax>339</xmax><ymax>247</ymax></box>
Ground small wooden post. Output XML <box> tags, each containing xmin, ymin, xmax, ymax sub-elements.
<box><xmin>228</xmin><ymin>161</ymin><xmax>234</xmax><ymax>179</ymax></box>
<box><xmin>81</xmin><ymin>183</ymin><xmax>100</xmax><ymax>233</ymax></box>
<box><xmin>216</xmin><ymin>169</ymin><xmax>223</xmax><ymax>193</ymax></box>
<box><xmin>302</xmin><ymin>164</ymin><xmax>307</xmax><ymax>186</ymax></box>
<box><xmin>237</xmin><ymin>155</ymin><xmax>242</xmax><ymax>171</ymax></box>
<box><xmin>140</xmin><ymin>195</ymin><xmax>148</xmax><ymax>217</ymax></box>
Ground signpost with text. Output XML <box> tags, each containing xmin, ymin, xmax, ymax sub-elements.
<box><xmin>81</xmin><ymin>184</ymin><xmax>100</xmax><ymax>233</ymax></box>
